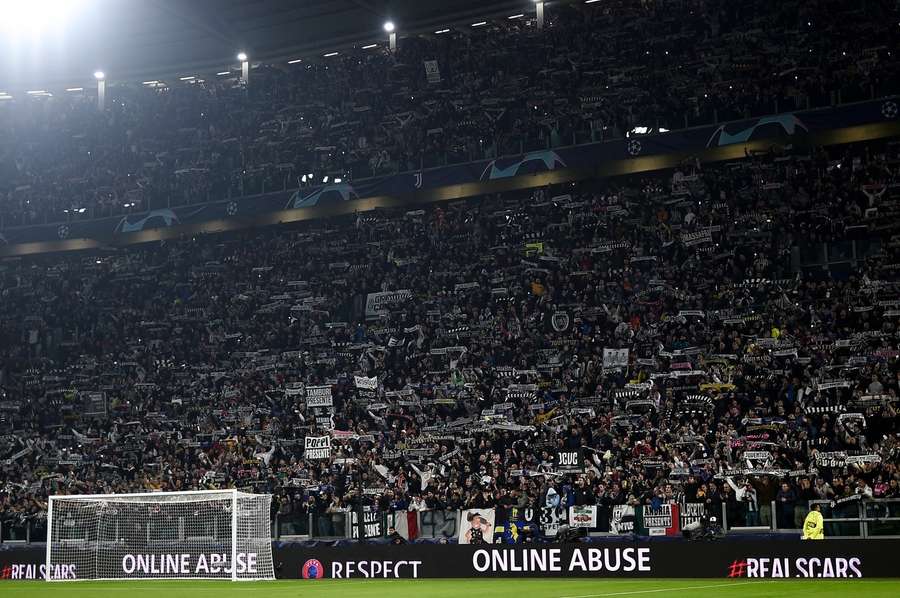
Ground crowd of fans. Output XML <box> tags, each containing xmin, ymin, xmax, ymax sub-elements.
<box><xmin>1</xmin><ymin>136</ymin><xmax>899</xmax><ymax>540</ymax></box>
<box><xmin>1</xmin><ymin>0</ymin><xmax>898</xmax><ymax>227</ymax></box>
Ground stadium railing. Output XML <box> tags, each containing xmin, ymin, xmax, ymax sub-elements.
<box><xmin>8</xmin><ymin>500</ymin><xmax>900</xmax><ymax>544</ymax></box>
<box><xmin>806</xmin><ymin>498</ymin><xmax>900</xmax><ymax>539</ymax></box>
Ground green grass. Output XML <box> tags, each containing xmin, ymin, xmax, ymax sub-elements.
<box><xmin>2</xmin><ymin>579</ymin><xmax>900</xmax><ymax>598</ymax></box>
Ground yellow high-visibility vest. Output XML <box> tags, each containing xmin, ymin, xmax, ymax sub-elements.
<box><xmin>802</xmin><ymin>510</ymin><xmax>824</xmax><ymax>540</ymax></box>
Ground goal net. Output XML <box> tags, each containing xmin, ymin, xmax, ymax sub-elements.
<box><xmin>46</xmin><ymin>490</ymin><xmax>274</xmax><ymax>581</ymax></box>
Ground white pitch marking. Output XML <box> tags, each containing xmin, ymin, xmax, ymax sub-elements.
<box><xmin>560</xmin><ymin>581</ymin><xmax>768</xmax><ymax>598</ymax></box>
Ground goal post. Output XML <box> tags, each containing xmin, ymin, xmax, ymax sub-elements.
<box><xmin>45</xmin><ymin>489</ymin><xmax>274</xmax><ymax>581</ymax></box>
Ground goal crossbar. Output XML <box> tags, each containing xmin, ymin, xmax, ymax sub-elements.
<box><xmin>49</xmin><ymin>490</ymin><xmax>241</xmax><ymax>500</ymax></box>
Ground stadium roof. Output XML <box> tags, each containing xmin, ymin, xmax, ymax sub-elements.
<box><xmin>0</xmin><ymin>0</ymin><xmax>530</xmax><ymax>89</ymax></box>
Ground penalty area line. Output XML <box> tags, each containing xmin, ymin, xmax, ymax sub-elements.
<box><xmin>560</xmin><ymin>581</ymin><xmax>770</xmax><ymax>598</ymax></box>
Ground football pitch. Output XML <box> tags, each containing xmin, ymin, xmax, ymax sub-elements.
<box><xmin>3</xmin><ymin>579</ymin><xmax>900</xmax><ymax>597</ymax></box>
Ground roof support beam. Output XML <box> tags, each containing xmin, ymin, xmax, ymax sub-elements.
<box><xmin>347</xmin><ymin>0</ymin><xmax>383</xmax><ymax>18</ymax></box>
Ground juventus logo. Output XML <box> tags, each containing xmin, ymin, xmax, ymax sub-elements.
<box><xmin>414</xmin><ymin>172</ymin><xmax>423</xmax><ymax>188</ymax></box>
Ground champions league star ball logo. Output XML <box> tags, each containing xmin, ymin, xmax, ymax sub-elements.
<box><xmin>226</xmin><ymin>201</ymin><xmax>238</xmax><ymax>216</ymax></box>
<box><xmin>302</xmin><ymin>559</ymin><xmax>324</xmax><ymax>579</ymax></box>
<box><xmin>57</xmin><ymin>224</ymin><xmax>70</xmax><ymax>239</ymax></box>
<box><xmin>627</xmin><ymin>139</ymin><xmax>642</xmax><ymax>156</ymax></box>
<box><xmin>882</xmin><ymin>101</ymin><xmax>898</xmax><ymax>119</ymax></box>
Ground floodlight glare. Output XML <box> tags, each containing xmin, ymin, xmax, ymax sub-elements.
<box><xmin>237</xmin><ymin>52</ymin><xmax>248</xmax><ymax>62</ymax></box>
<box><xmin>94</xmin><ymin>71</ymin><xmax>105</xmax><ymax>80</ymax></box>
<box><xmin>383</xmin><ymin>21</ymin><xmax>395</xmax><ymax>33</ymax></box>
<box><xmin>0</xmin><ymin>0</ymin><xmax>84</xmax><ymax>34</ymax></box>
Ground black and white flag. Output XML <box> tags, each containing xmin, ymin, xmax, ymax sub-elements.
<box><xmin>551</xmin><ymin>311</ymin><xmax>570</xmax><ymax>332</ymax></box>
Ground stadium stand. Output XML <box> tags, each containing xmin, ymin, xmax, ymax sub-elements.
<box><xmin>0</xmin><ymin>0</ymin><xmax>899</xmax><ymax>547</ymax></box>
<box><xmin>1</xmin><ymin>138</ymin><xmax>899</xmax><ymax>540</ymax></box>
<box><xmin>1</xmin><ymin>0</ymin><xmax>898</xmax><ymax>227</ymax></box>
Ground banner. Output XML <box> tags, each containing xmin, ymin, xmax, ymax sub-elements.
<box><xmin>4</xmin><ymin>446</ymin><xmax>32</xmax><ymax>465</ymax></box>
<box><xmin>637</xmin><ymin>504</ymin><xmax>680</xmax><ymax>537</ymax></box>
<box><xmin>551</xmin><ymin>311</ymin><xmax>570</xmax><ymax>332</ymax></box>
<box><xmin>569</xmin><ymin>505</ymin><xmax>598</xmax><ymax>529</ymax></box>
<box><xmin>285</xmin><ymin>382</ymin><xmax>305</xmax><ymax>397</ymax></box>
<box><xmin>492</xmin><ymin>507</ymin><xmax>538</xmax><ymax>544</ymax></box>
<box><xmin>459</xmin><ymin>509</ymin><xmax>495</xmax><ymax>544</ymax></box>
<box><xmin>0</xmin><ymin>547</ymin><xmax>254</xmax><ymax>580</ymax></box>
<box><xmin>276</xmin><ymin>540</ymin><xmax>899</xmax><ymax>579</ymax></box>
<box><xmin>7</xmin><ymin>540</ymin><xmax>900</xmax><ymax>580</ymax></box>
<box><xmin>681</xmin><ymin>230</ymin><xmax>713</xmax><ymax>247</ymax></box>
<box><xmin>387</xmin><ymin>510</ymin><xmax>419</xmax><ymax>540</ymax></box>
<box><xmin>419</xmin><ymin>509</ymin><xmax>459</xmax><ymax>539</ymax></box>
<box><xmin>82</xmin><ymin>391</ymin><xmax>107</xmax><ymax>416</ymax></box>
<box><xmin>610</xmin><ymin>505</ymin><xmax>635</xmax><ymax>534</ymax></box>
<box><xmin>305</xmin><ymin>386</ymin><xmax>333</xmax><ymax>408</ymax></box>
<box><xmin>354</xmin><ymin>376</ymin><xmax>378</xmax><ymax>391</ymax></box>
<box><xmin>556</xmin><ymin>449</ymin><xmax>584</xmax><ymax>472</ymax></box>
<box><xmin>424</xmin><ymin>60</ymin><xmax>441</xmax><ymax>84</ymax></box>
<box><xmin>365</xmin><ymin>290</ymin><xmax>412</xmax><ymax>319</ymax></box>
<box><xmin>603</xmin><ymin>348</ymin><xmax>629</xmax><ymax>369</ymax></box>
<box><xmin>678</xmin><ymin>503</ymin><xmax>707</xmax><ymax>529</ymax></box>
<box><xmin>304</xmin><ymin>436</ymin><xmax>331</xmax><ymax>459</ymax></box>
<box><xmin>350</xmin><ymin>510</ymin><xmax>383</xmax><ymax>539</ymax></box>
<box><xmin>539</xmin><ymin>506</ymin><xmax>568</xmax><ymax>537</ymax></box>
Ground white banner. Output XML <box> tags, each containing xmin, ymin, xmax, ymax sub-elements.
<box><xmin>305</xmin><ymin>385</ymin><xmax>333</xmax><ymax>408</ymax></box>
<box><xmin>458</xmin><ymin>509</ymin><xmax>495</xmax><ymax>544</ymax></box>
<box><xmin>354</xmin><ymin>376</ymin><xmax>378</xmax><ymax>391</ymax></box>
<box><xmin>568</xmin><ymin>505</ymin><xmax>597</xmax><ymax>529</ymax></box>
<box><xmin>743</xmin><ymin>451</ymin><xmax>773</xmax><ymax>461</ymax></box>
<box><xmin>304</xmin><ymin>436</ymin><xmax>331</xmax><ymax>459</ymax></box>
<box><xmin>817</xmin><ymin>379</ymin><xmax>852</xmax><ymax>390</ymax></box>
<box><xmin>364</xmin><ymin>289</ymin><xmax>412</xmax><ymax>319</ymax></box>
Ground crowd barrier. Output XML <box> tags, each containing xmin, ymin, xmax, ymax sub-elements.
<box><xmin>274</xmin><ymin>499</ymin><xmax>900</xmax><ymax>541</ymax></box>
<box><xmin>6</xmin><ymin>499</ymin><xmax>898</xmax><ymax>546</ymax></box>
<box><xmin>2</xmin><ymin>539</ymin><xmax>899</xmax><ymax>580</ymax></box>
